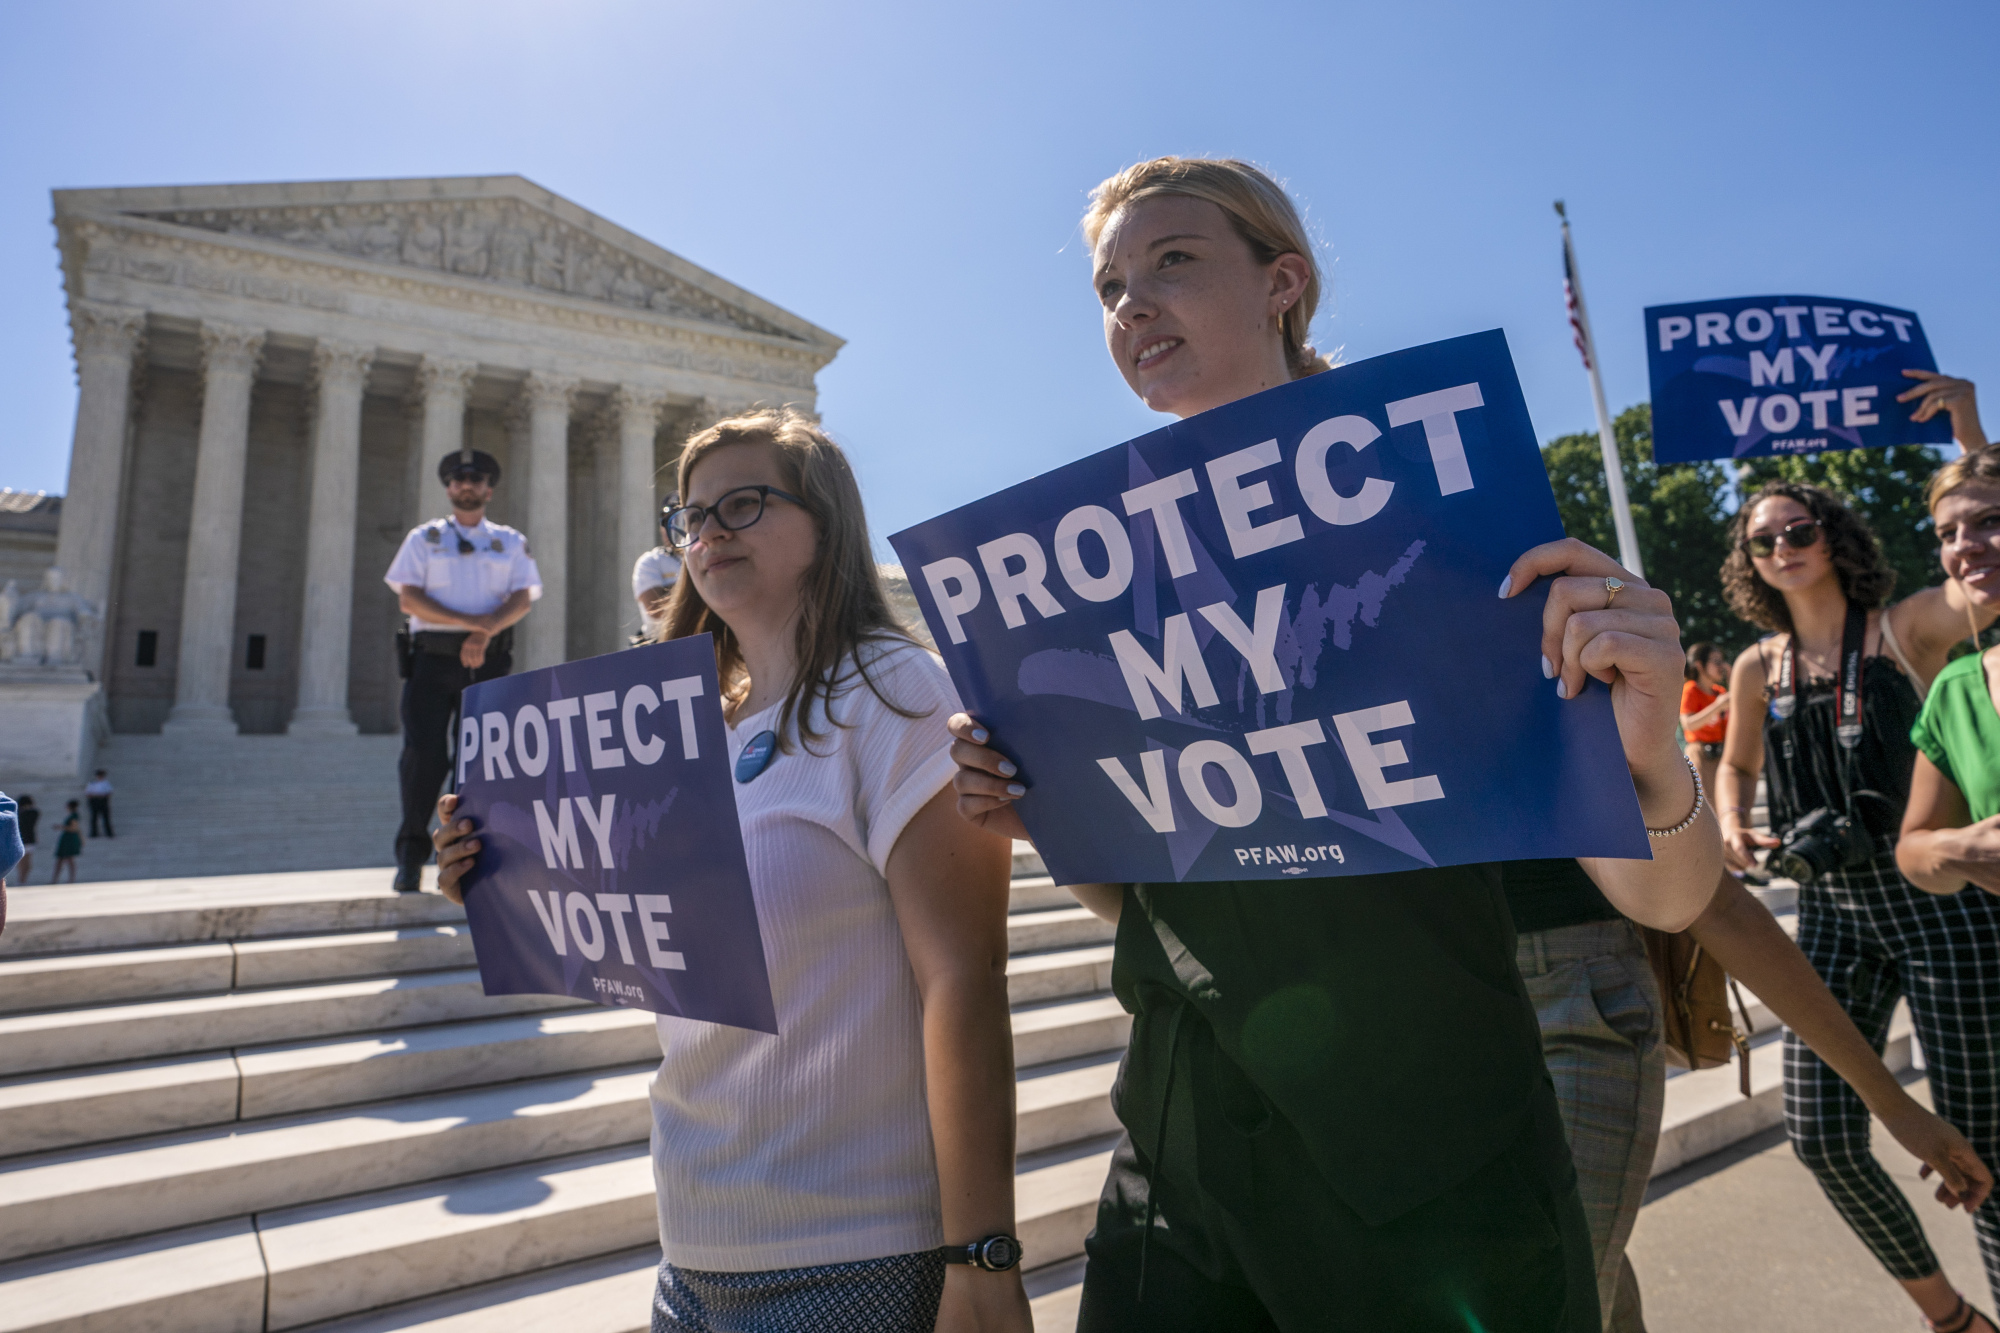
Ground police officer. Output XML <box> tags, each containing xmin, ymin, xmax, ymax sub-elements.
<box><xmin>629</xmin><ymin>494</ymin><xmax>682</xmax><ymax>639</ymax></box>
<box><xmin>382</xmin><ymin>449</ymin><xmax>540</xmax><ymax>892</ymax></box>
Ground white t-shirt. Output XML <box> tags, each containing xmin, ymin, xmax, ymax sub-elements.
<box><xmin>383</xmin><ymin>516</ymin><xmax>542</xmax><ymax>632</ymax></box>
<box><xmin>631</xmin><ymin>547</ymin><xmax>682</xmax><ymax>629</ymax></box>
<box><xmin>649</xmin><ymin>640</ymin><xmax>962</xmax><ymax>1270</ymax></box>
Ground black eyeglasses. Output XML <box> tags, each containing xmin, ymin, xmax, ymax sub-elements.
<box><xmin>664</xmin><ymin>485</ymin><xmax>809</xmax><ymax>550</ymax></box>
<box><xmin>1741</xmin><ymin>519</ymin><xmax>1822</xmax><ymax>559</ymax></box>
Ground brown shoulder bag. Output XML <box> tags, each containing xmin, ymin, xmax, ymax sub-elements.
<box><xmin>1640</xmin><ymin>926</ymin><xmax>1755</xmax><ymax>1097</ymax></box>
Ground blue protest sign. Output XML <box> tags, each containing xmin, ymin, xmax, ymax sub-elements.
<box><xmin>1645</xmin><ymin>296</ymin><xmax>1948</xmax><ymax>463</ymax></box>
<box><xmin>452</xmin><ymin>636</ymin><xmax>777</xmax><ymax>1033</ymax></box>
<box><xmin>888</xmin><ymin>330</ymin><xmax>1651</xmax><ymax>885</ymax></box>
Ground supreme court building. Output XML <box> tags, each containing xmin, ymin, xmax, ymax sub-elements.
<box><xmin>44</xmin><ymin>175</ymin><xmax>840</xmax><ymax>747</ymax></box>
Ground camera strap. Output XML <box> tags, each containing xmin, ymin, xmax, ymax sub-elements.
<box><xmin>1774</xmin><ymin>600</ymin><xmax>1868</xmax><ymax>752</ymax></box>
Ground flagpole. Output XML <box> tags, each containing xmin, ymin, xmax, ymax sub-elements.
<box><xmin>1555</xmin><ymin>201</ymin><xmax>1644</xmax><ymax>578</ymax></box>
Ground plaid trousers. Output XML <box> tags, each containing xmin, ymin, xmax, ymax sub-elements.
<box><xmin>1519</xmin><ymin>918</ymin><xmax>1665</xmax><ymax>1333</ymax></box>
<box><xmin>1785</xmin><ymin>852</ymin><xmax>2000</xmax><ymax>1297</ymax></box>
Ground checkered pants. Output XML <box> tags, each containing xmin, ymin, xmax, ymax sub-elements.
<box><xmin>1784</xmin><ymin>852</ymin><xmax>2000</xmax><ymax>1295</ymax></box>
<box><xmin>652</xmin><ymin>1249</ymin><xmax>945</xmax><ymax>1332</ymax></box>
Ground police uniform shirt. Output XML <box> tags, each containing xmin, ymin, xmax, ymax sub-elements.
<box><xmin>383</xmin><ymin>517</ymin><xmax>542</xmax><ymax>632</ymax></box>
<box><xmin>631</xmin><ymin>546</ymin><xmax>682</xmax><ymax>627</ymax></box>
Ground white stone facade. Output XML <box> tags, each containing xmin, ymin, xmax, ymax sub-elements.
<box><xmin>46</xmin><ymin>175</ymin><xmax>841</xmax><ymax>741</ymax></box>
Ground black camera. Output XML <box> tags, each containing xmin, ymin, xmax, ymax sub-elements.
<box><xmin>1770</xmin><ymin>805</ymin><xmax>1879</xmax><ymax>884</ymax></box>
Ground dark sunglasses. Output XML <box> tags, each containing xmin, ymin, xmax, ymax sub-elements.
<box><xmin>1740</xmin><ymin>519</ymin><xmax>1822</xmax><ymax>559</ymax></box>
<box><xmin>664</xmin><ymin>485</ymin><xmax>809</xmax><ymax>551</ymax></box>
<box><xmin>445</xmin><ymin>468</ymin><xmax>489</xmax><ymax>485</ymax></box>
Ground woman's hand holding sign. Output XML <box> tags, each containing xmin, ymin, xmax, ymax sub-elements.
<box><xmin>431</xmin><ymin>793</ymin><xmax>478</xmax><ymax>906</ymax></box>
<box><xmin>1898</xmin><ymin>370</ymin><xmax>1986</xmax><ymax>450</ymax></box>
<box><xmin>1501</xmin><ymin>537</ymin><xmax>1722</xmax><ymax>930</ymax></box>
<box><xmin>947</xmin><ymin>716</ymin><xmax>1029</xmax><ymax>845</ymax></box>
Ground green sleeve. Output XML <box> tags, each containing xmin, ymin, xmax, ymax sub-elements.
<box><xmin>1911</xmin><ymin>670</ymin><xmax>1958</xmax><ymax>787</ymax></box>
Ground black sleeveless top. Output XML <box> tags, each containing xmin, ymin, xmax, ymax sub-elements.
<box><xmin>1762</xmin><ymin>654</ymin><xmax>1922</xmax><ymax>842</ymax></box>
<box><xmin>1110</xmin><ymin>865</ymin><xmax>1554</xmax><ymax>1227</ymax></box>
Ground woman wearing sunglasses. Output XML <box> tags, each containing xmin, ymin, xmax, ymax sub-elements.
<box><xmin>946</xmin><ymin>156</ymin><xmax>1724</xmax><ymax>1332</ymax></box>
<box><xmin>1717</xmin><ymin>465</ymin><xmax>2000</xmax><ymax>1333</ymax></box>
<box><xmin>437</xmin><ymin>410</ymin><xmax>1032</xmax><ymax>1333</ymax></box>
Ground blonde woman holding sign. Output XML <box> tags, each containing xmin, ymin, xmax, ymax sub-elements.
<box><xmin>438</xmin><ymin>411</ymin><xmax>1030</xmax><ymax>1333</ymax></box>
<box><xmin>946</xmin><ymin>157</ymin><xmax>1721</xmax><ymax>1331</ymax></box>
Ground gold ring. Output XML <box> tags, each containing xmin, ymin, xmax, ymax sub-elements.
<box><xmin>1604</xmin><ymin>576</ymin><xmax>1625</xmax><ymax>609</ymax></box>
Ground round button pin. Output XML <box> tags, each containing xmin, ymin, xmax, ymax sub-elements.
<box><xmin>735</xmin><ymin>730</ymin><xmax>779</xmax><ymax>783</ymax></box>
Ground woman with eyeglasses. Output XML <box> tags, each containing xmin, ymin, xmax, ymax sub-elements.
<box><xmin>945</xmin><ymin>156</ymin><xmax>1727</xmax><ymax>1332</ymax></box>
<box><xmin>436</xmin><ymin>409</ymin><xmax>1032</xmax><ymax>1333</ymax></box>
<box><xmin>1717</xmin><ymin>452</ymin><xmax>2000</xmax><ymax>1333</ymax></box>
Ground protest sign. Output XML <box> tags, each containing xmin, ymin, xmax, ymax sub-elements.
<box><xmin>889</xmin><ymin>330</ymin><xmax>1651</xmax><ymax>885</ymax></box>
<box><xmin>452</xmin><ymin>636</ymin><xmax>777</xmax><ymax>1032</ymax></box>
<box><xmin>1646</xmin><ymin>296</ymin><xmax>1948</xmax><ymax>463</ymax></box>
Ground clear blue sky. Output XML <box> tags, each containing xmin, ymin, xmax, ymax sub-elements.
<box><xmin>3</xmin><ymin>0</ymin><xmax>1994</xmax><ymax>553</ymax></box>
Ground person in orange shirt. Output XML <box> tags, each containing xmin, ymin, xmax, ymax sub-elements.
<box><xmin>1682</xmin><ymin>641</ymin><xmax>1730</xmax><ymax>808</ymax></box>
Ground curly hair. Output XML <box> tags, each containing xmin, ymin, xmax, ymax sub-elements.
<box><xmin>1720</xmin><ymin>481</ymin><xmax>1897</xmax><ymax>633</ymax></box>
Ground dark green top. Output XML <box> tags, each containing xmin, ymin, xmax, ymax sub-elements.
<box><xmin>1110</xmin><ymin>865</ymin><xmax>1555</xmax><ymax>1227</ymax></box>
<box><xmin>1911</xmin><ymin>652</ymin><xmax>2000</xmax><ymax>822</ymax></box>
<box><xmin>1501</xmin><ymin>858</ymin><xmax>1619</xmax><ymax>933</ymax></box>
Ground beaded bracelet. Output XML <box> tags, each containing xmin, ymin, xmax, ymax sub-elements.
<box><xmin>1647</xmin><ymin>754</ymin><xmax>1706</xmax><ymax>839</ymax></box>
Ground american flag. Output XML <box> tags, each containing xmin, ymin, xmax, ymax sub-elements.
<box><xmin>1563</xmin><ymin>229</ymin><xmax>1593</xmax><ymax>371</ymax></box>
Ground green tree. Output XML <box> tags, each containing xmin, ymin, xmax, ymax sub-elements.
<box><xmin>1541</xmin><ymin>404</ymin><xmax>1741</xmax><ymax>654</ymax></box>
<box><xmin>1738</xmin><ymin>445</ymin><xmax>1948</xmax><ymax>608</ymax></box>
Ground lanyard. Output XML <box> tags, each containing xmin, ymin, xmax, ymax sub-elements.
<box><xmin>1773</xmin><ymin>600</ymin><xmax>1867</xmax><ymax>751</ymax></box>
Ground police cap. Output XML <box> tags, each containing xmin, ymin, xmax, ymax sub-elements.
<box><xmin>439</xmin><ymin>449</ymin><xmax>501</xmax><ymax>485</ymax></box>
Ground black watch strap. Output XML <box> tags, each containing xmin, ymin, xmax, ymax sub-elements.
<box><xmin>939</xmin><ymin>1234</ymin><xmax>1023</xmax><ymax>1271</ymax></box>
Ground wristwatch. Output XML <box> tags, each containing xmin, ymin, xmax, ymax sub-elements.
<box><xmin>939</xmin><ymin>1234</ymin><xmax>1023</xmax><ymax>1272</ymax></box>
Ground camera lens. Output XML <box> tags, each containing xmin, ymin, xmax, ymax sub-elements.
<box><xmin>1771</xmin><ymin>849</ymin><xmax>1815</xmax><ymax>884</ymax></box>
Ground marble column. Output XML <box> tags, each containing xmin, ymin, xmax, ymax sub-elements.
<box><xmin>405</xmin><ymin>356</ymin><xmax>476</xmax><ymax>531</ymax></box>
<box><xmin>162</xmin><ymin>321</ymin><xmax>266</xmax><ymax>734</ymax></box>
<box><xmin>613</xmin><ymin>386</ymin><xmax>666</xmax><ymax>635</ymax></box>
<box><xmin>289</xmin><ymin>339</ymin><xmax>375</xmax><ymax>735</ymax></box>
<box><xmin>521</xmin><ymin>372</ymin><xmax>578</xmax><ymax>669</ymax></box>
<box><xmin>53</xmin><ymin>302</ymin><xmax>147</xmax><ymax>649</ymax></box>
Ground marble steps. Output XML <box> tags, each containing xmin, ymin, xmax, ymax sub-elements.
<box><xmin>0</xmin><ymin>869</ymin><xmax>463</xmax><ymax>957</ymax></box>
<box><xmin>1008</xmin><ymin>874</ymin><xmax>1078</xmax><ymax>914</ymax></box>
<box><xmin>1016</xmin><ymin>1050</ymin><xmax>1122</xmax><ymax>1154</ymax></box>
<box><xmin>0</xmin><ymin>967</ymin><xmax>585</xmax><ymax>1076</ymax></box>
<box><xmin>1027</xmin><ymin>1256</ymin><xmax>1090</xmax><ymax>1333</ymax></box>
<box><xmin>0</xmin><ymin>939</ymin><xmax>1122</xmax><ymax>1157</ymax></box>
<box><xmin>0</xmin><ymin>1065</ymin><xmax>659</xmax><ymax>1261</ymax></box>
<box><xmin>0</xmin><ymin>923</ymin><xmax>478</xmax><ymax>1014</ymax></box>
<box><xmin>1007</xmin><ymin>904</ymin><xmax>1116</xmax><ymax>955</ymax></box>
<box><xmin>1015</xmin><ymin>1134</ymin><xmax>1122</xmax><ymax>1272</ymax></box>
<box><xmin>0</xmin><ymin>1007</ymin><xmax>664</xmax><ymax>1157</ymax></box>
<box><xmin>0</xmin><ymin>1127</ymin><xmax>1120</xmax><ymax>1333</ymax></box>
<box><xmin>1011</xmin><ymin>991</ymin><xmax>1131</xmax><ymax>1068</ymax></box>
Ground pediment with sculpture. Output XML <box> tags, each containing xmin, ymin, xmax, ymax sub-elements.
<box><xmin>124</xmin><ymin>196</ymin><xmax>797</xmax><ymax>341</ymax></box>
